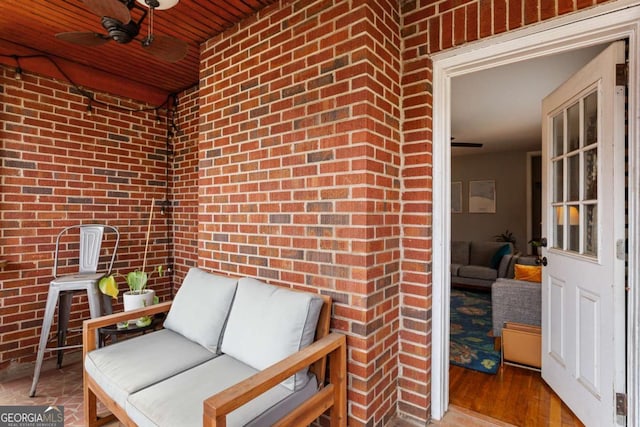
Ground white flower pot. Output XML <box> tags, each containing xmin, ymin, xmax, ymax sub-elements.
<box><xmin>123</xmin><ymin>289</ymin><xmax>155</xmax><ymax>312</ymax></box>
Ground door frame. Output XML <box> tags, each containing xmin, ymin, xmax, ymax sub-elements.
<box><xmin>430</xmin><ymin>0</ymin><xmax>640</xmax><ymax>423</ymax></box>
<box><xmin>526</xmin><ymin>150</ymin><xmax>541</xmax><ymax>253</ymax></box>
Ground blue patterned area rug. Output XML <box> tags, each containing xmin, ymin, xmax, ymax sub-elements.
<box><xmin>450</xmin><ymin>288</ymin><xmax>500</xmax><ymax>374</ymax></box>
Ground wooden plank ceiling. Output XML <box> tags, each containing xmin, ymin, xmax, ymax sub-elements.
<box><xmin>0</xmin><ymin>0</ymin><xmax>274</xmax><ymax>104</ymax></box>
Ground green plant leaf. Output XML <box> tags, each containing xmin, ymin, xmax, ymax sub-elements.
<box><xmin>136</xmin><ymin>316</ymin><xmax>152</xmax><ymax>327</ymax></box>
<box><xmin>98</xmin><ymin>275</ymin><xmax>119</xmax><ymax>298</ymax></box>
<box><xmin>126</xmin><ymin>270</ymin><xmax>148</xmax><ymax>293</ymax></box>
<box><xmin>157</xmin><ymin>265</ymin><xmax>164</xmax><ymax>277</ymax></box>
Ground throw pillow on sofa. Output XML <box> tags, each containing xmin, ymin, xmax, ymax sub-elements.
<box><xmin>490</xmin><ymin>244</ymin><xmax>512</xmax><ymax>269</ymax></box>
<box><xmin>514</xmin><ymin>264</ymin><xmax>542</xmax><ymax>282</ymax></box>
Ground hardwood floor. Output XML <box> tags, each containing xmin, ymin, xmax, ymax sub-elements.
<box><xmin>449</xmin><ymin>363</ymin><xmax>584</xmax><ymax>426</ymax></box>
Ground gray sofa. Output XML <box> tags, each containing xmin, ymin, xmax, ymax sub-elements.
<box><xmin>491</xmin><ymin>257</ymin><xmax>541</xmax><ymax>337</ymax></box>
<box><xmin>83</xmin><ymin>268</ymin><xmax>347</xmax><ymax>427</ymax></box>
<box><xmin>451</xmin><ymin>241</ymin><xmax>517</xmax><ymax>289</ymax></box>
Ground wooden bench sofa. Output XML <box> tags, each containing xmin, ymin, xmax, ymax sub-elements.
<box><xmin>83</xmin><ymin>268</ymin><xmax>347</xmax><ymax>426</ymax></box>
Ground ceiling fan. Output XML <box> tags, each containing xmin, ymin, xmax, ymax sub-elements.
<box><xmin>451</xmin><ymin>137</ymin><xmax>483</xmax><ymax>148</ymax></box>
<box><xmin>56</xmin><ymin>0</ymin><xmax>188</xmax><ymax>63</ymax></box>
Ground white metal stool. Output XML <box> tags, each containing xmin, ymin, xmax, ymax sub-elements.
<box><xmin>29</xmin><ymin>224</ymin><xmax>119</xmax><ymax>397</ymax></box>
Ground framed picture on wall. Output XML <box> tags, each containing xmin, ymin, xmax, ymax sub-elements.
<box><xmin>451</xmin><ymin>181</ymin><xmax>462</xmax><ymax>213</ymax></box>
<box><xmin>469</xmin><ymin>180</ymin><xmax>496</xmax><ymax>213</ymax></box>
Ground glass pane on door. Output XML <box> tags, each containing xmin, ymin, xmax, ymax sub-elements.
<box><xmin>568</xmin><ymin>154</ymin><xmax>579</xmax><ymax>202</ymax></box>
<box><xmin>584</xmin><ymin>204</ymin><xmax>597</xmax><ymax>256</ymax></box>
<box><xmin>549</xmin><ymin>89</ymin><xmax>599</xmax><ymax>258</ymax></box>
<box><xmin>567</xmin><ymin>205</ymin><xmax>580</xmax><ymax>252</ymax></box>
<box><xmin>554</xmin><ymin>206</ymin><xmax>564</xmax><ymax>249</ymax></box>
<box><xmin>567</xmin><ymin>102</ymin><xmax>580</xmax><ymax>151</ymax></box>
<box><xmin>584</xmin><ymin>91</ymin><xmax>598</xmax><ymax>146</ymax></box>
<box><xmin>584</xmin><ymin>148</ymin><xmax>597</xmax><ymax>200</ymax></box>
<box><xmin>553</xmin><ymin>160</ymin><xmax>563</xmax><ymax>203</ymax></box>
<box><xmin>553</xmin><ymin>113</ymin><xmax>564</xmax><ymax>157</ymax></box>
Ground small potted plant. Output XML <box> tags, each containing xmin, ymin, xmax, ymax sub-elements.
<box><xmin>529</xmin><ymin>238</ymin><xmax>543</xmax><ymax>257</ymax></box>
<box><xmin>99</xmin><ymin>199</ymin><xmax>164</xmax><ymax>326</ymax></box>
<box><xmin>99</xmin><ymin>266</ymin><xmax>164</xmax><ymax>311</ymax></box>
<box><xmin>494</xmin><ymin>229</ymin><xmax>516</xmax><ymax>245</ymax></box>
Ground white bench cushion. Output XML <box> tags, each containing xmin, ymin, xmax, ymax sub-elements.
<box><xmin>163</xmin><ymin>267</ymin><xmax>238</xmax><ymax>353</ymax></box>
<box><xmin>85</xmin><ymin>329</ymin><xmax>216</xmax><ymax>408</ymax></box>
<box><xmin>126</xmin><ymin>355</ymin><xmax>318</xmax><ymax>427</ymax></box>
<box><xmin>220</xmin><ymin>277</ymin><xmax>323</xmax><ymax>391</ymax></box>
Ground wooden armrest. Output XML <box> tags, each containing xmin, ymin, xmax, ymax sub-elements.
<box><xmin>203</xmin><ymin>333</ymin><xmax>346</xmax><ymax>425</ymax></box>
<box><xmin>84</xmin><ymin>300</ymin><xmax>172</xmax><ymax>330</ymax></box>
<box><xmin>83</xmin><ymin>301</ymin><xmax>173</xmax><ymax>354</ymax></box>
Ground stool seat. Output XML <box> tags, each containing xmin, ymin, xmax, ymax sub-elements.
<box><xmin>29</xmin><ymin>224</ymin><xmax>119</xmax><ymax>398</ymax></box>
<box><xmin>51</xmin><ymin>273</ymin><xmax>105</xmax><ymax>285</ymax></box>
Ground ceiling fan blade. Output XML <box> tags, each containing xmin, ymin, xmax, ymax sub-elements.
<box><xmin>56</xmin><ymin>31</ymin><xmax>111</xmax><ymax>46</ymax></box>
<box><xmin>451</xmin><ymin>142</ymin><xmax>484</xmax><ymax>148</ymax></box>
<box><xmin>83</xmin><ymin>0</ymin><xmax>131</xmax><ymax>23</ymax></box>
<box><xmin>141</xmin><ymin>35</ymin><xmax>188</xmax><ymax>62</ymax></box>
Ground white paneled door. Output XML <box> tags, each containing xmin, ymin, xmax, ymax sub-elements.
<box><xmin>541</xmin><ymin>41</ymin><xmax>626</xmax><ymax>426</ymax></box>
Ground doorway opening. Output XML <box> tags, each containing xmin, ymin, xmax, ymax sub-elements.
<box><xmin>430</xmin><ymin>3</ymin><xmax>640</xmax><ymax>425</ymax></box>
<box><xmin>447</xmin><ymin>45</ymin><xmax>607</xmax><ymax>426</ymax></box>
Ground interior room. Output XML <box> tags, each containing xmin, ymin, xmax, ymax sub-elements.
<box><xmin>447</xmin><ymin>45</ymin><xmax>607</xmax><ymax>426</ymax></box>
<box><xmin>1</xmin><ymin>1</ymin><xmax>638</xmax><ymax>426</ymax></box>
<box><xmin>450</xmin><ymin>45</ymin><xmax>606</xmax><ymax>249</ymax></box>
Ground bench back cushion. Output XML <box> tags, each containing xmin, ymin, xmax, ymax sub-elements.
<box><xmin>164</xmin><ymin>268</ymin><xmax>238</xmax><ymax>353</ymax></box>
<box><xmin>221</xmin><ymin>277</ymin><xmax>324</xmax><ymax>391</ymax></box>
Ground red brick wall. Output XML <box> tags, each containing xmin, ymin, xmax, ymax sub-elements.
<box><xmin>198</xmin><ymin>0</ymin><xmax>402</xmax><ymax>425</ymax></box>
<box><xmin>0</xmin><ymin>0</ymin><xmax>617</xmax><ymax>422</ymax></box>
<box><xmin>171</xmin><ymin>85</ymin><xmax>200</xmax><ymax>285</ymax></box>
<box><xmin>398</xmin><ymin>0</ymin><xmax>433</xmax><ymax>419</ymax></box>
<box><xmin>0</xmin><ymin>66</ymin><xmax>174</xmax><ymax>370</ymax></box>
<box><xmin>398</xmin><ymin>0</ymin><xmax>613</xmax><ymax>423</ymax></box>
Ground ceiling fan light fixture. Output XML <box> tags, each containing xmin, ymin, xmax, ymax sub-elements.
<box><xmin>136</xmin><ymin>0</ymin><xmax>178</xmax><ymax>10</ymax></box>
